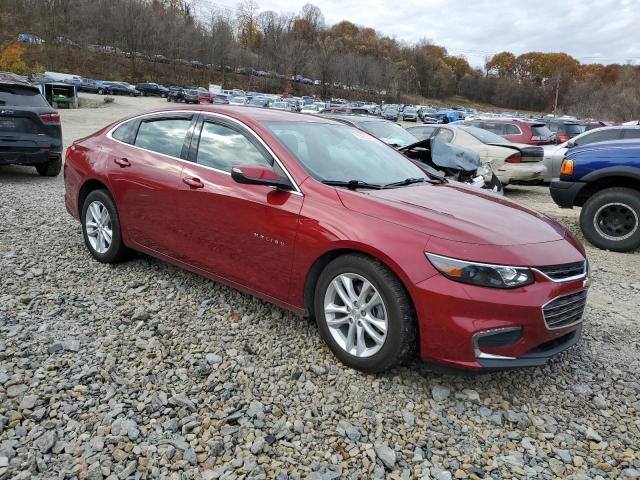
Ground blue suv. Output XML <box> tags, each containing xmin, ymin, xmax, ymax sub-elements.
<box><xmin>550</xmin><ymin>139</ymin><xmax>640</xmax><ymax>252</ymax></box>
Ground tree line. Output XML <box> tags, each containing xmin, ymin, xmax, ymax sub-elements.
<box><xmin>1</xmin><ymin>0</ymin><xmax>638</xmax><ymax>120</ymax></box>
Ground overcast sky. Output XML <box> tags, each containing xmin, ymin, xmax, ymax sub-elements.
<box><xmin>207</xmin><ymin>0</ymin><xmax>640</xmax><ymax>67</ymax></box>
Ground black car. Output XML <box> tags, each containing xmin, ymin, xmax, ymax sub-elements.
<box><xmin>135</xmin><ymin>82</ymin><xmax>169</xmax><ymax>97</ymax></box>
<box><xmin>545</xmin><ymin>118</ymin><xmax>587</xmax><ymax>144</ymax></box>
<box><xmin>78</xmin><ymin>78</ymin><xmax>100</xmax><ymax>93</ymax></box>
<box><xmin>167</xmin><ymin>88</ymin><xmax>200</xmax><ymax>104</ymax></box>
<box><xmin>0</xmin><ymin>72</ymin><xmax>63</xmax><ymax>176</ymax></box>
<box><xmin>97</xmin><ymin>82</ymin><xmax>138</xmax><ymax>96</ymax></box>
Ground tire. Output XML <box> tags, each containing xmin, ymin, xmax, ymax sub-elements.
<box><xmin>580</xmin><ymin>187</ymin><xmax>640</xmax><ymax>252</ymax></box>
<box><xmin>130</xmin><ymin>92</ymin><xmax>135</xmax><ymax>97</ymax></box>
<box><xmin>160</xmin><ymin>93</ymin><xmax>166</xmax><ymax>98</ymax></box>
<box><xmin>167</xmin><ymin>96</ymin><xmax>172</xmax><ymax>102</ymax></box>
<box><xmin>141</xmin><ymin>91</ymin><xmax>146</xmax><ymax>97</ymax></box>
<box><xmin>35</xmin><ymin>156</ymin><xmax>62</xmax><ymax>177</ymax></box>
<box><xmin>97</xmin><ymin>88</ymin><xmax>104</xmax><ymax>95</ymax></box>
<box><xmin>81</xmin><ymin>190</ymin><xmax>129</xmax><ymax>263</ymax></box>
<box><xmin>314</xmin><ymin>254</ymin><xmax>417</xmax><ymax>372</ymax></box>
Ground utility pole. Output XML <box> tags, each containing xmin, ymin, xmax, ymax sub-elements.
<box><xmin>553</xmin><ymin>71</ymin><xmax>561</xmax><ymax>117</ymax></box>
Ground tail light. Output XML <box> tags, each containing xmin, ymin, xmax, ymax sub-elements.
<box><xmin>530</xmin><ymin>136</ymin><xmax>542</xmax><ymax>141</ymax></box>
<box><xmin>560</xmin><ymin>159</ymin><xmax>574</xmax><ymax>175</ymax></box>
<box><xmin>40</xmin><ymin>113</ymin><xmax>61</xmax><ymax>124</ymax></box>
<box><xmin>558</xmin><ymin>135</ymin><xmax>569</xmax><ymax>143</ymax></box>
<box><xmin>505</xmin><ymin>152</ymin><xmax>522</xmax><ymax>163</ymax></box>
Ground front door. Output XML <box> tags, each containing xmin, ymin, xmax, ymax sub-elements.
<box><xmin>176</xmin><ymin>115</ymin><xmax>303</xmax><ymax>300</ymax></box>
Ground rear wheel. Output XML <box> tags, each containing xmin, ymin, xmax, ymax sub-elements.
<box><xmin>97</xmin><ymin>88</ymin><xmax>105</xmax><ymax>95</ymax></box>
<box><xmin>314</xmin><ymin>254</ymin><xmax>417</xmax><ymax>372</ymax></box>
<box><xmin>81</xmin><ymin>190</ymin><xmax>129</xmax><ymax>263</ymax></box>
<box><xmin>580</xmin><ymin>187</ymin><xmax>640</xmax><ymax>252</ymax></box>
<box><xmin>35</xmin><ymin>157</ymin><xmax>61</xmax><ymax>177</ymax></box>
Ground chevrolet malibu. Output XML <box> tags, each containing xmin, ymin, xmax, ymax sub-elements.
<box><xmin>64</xmin><ymin>106</ymin><xmax>590</xmax><ymax>372</ymax></box>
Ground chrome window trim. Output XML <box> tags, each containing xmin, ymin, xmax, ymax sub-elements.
<box><xmin>105</xmin><ymin>110</ymin><xmax>303</xmax><ymax>196</ymax></box>
<box><xmin>531</xmin><ymin>260</ymin><xmax>588</xmax><ymax>283</ymax></box>
<box><xmin>472</xmin><ymin>327</ymin><xmax>520</xmax><ymax>360</ymax></box>
<box><xmin>541</xmin><ymin>289</ymin><xmax>588</xmax><ymax>331</ymax></box>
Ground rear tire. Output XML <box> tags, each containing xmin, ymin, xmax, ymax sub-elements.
<box><xmin>97</xmin><ymin>88</ymin><xmax>105</xmax><ymax>95</ymax></box>
<box><xmin>314</xmin><ymin>254</ymin><xmax>417</xmax><ymax>372</ymax></box>
<box><xmin>81</xmin><ymin>190</ymin><xmax>129</xmax><ymax>263</ymax></box>
<box><xmin>35</xmin><ymin>157</ymin><xmax>62</xmax><ymax>177</ymax></box>
<box><xmin>580</xmin><ymin>187</ymin><xmax>640</xmax><ymax>252</ymax></box>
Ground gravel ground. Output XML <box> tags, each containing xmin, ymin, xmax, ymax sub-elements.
<box><xmin>1</xmin><ymin>95</ymin><xmax>639</xmax><ymax>480</ymax></box>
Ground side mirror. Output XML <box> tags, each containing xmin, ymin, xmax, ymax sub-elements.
<box><xmin>566</xmin><ymin>141</ymin><xmax>575</xmax><ymax>148</ymax></box>
<box><xmin>231</xmin><ymin>165</ymin><xmax>293</xmax><ymax>190</ymax></box>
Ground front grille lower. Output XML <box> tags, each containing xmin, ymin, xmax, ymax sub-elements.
<box><xmin>537</xmin><ymin>261</ymin><xmax>586</xmax><ymax>281</ymax></box>
<box><xmin>542</xmin><ymin>290</ymin><xmax>587</xmax><ymax>329</ymax></box>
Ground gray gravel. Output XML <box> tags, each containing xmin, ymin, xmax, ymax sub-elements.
<box><xmin>1</xmin><ymin>95</ymin><xmax>639</xmax><ymax>479</ymax></box>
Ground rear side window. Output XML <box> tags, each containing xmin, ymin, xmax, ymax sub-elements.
<box><xmin>196</xmin><ymin>121</ymin><xmax>270</xmax><ymax>172</ymax></box>
<box><xmin>531</xmin><ymin>125</ymin><xmax>553</xmax><ymax>138</ymax></box>
<box><xmin>0</xmin><ymin>86</ymin><xmax>49</xmax><ymax>107</ymax></box>
<box><xmin>112</xmin><ymin>120</ymin><xmax>137</xmax><ymax>144</ymax></box>
<box><xmin>575</xmin><ymin>129</ymin><xmax>621</xmax><ymax>146</ymax></box>
<box><xmin>478</xmin><ymin>123</ymin><xmax>504</xmax><ymax>135</ymax></box>
<box><xmin>134</xmin><ymin>117</ymin><xmax>192</xmax><ymax>157</ymax></box>
<box><xmin>503</xmin><ymin>124</ymin><xmax>521</xmax><ymax>135</ymax></box>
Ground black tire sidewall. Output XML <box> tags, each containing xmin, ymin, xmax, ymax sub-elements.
<box><xmin>81</xmin><ymin>190</ymin><xmax>126</xmax><ymax>263</ymax></box>
<box><xmin>35</xmin><ymin>157</ymin><xmax>61</xmax><ymax>176</ymax></box>
<box><xmin>580</xmin><ymin>188</ymin><xmax>640</xmax><ymax>252</ymax></box>
<box><xmin>314</xmin><ymin>255</ymin><xmax>414</xmax><ymax>372</ymax></box>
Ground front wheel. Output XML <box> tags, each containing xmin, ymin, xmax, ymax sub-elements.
<box><xmin>81</xmin><ymin>190</ymin><xmax>129</xmax><ymax>263</ymax></box>
<box><xmin>314</xmin><ymin>254</ymin><xmax>417</xmax><ymax>372</ymax></box>
<box><xmin>97</xmin><ymin>88</ymin><xmax>105</xmax><ymax>95</ymax></box>
<box><xmin>580</xmin><ymin>187</ymin><xmax>640</xmax><ymax>252</ymax></box>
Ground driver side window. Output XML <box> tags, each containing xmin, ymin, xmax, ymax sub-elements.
<box><xmin>196</xmin><ymin>121</ymin><xmax>271</xmax><ymax>172</ymax></box>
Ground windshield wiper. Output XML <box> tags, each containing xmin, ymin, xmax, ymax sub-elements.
<box><xmin>322</xmin><ymin>180</ymin><xmax>384</xmax><ymax>190</ymax></box>
<box><xmin>382</xmin><ymin>177</ymin><xmax>445</xmax><ymax>188</ymax></box>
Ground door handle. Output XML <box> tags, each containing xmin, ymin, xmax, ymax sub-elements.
<box><xmin>114</xmin><ymin>157</ymin><xmax>131</xmax><ymax>167</ymax></box>
<box><xmin>182</xmin><ymin>177</ymin><xmax>204</xmax><ymax>189</ymax></box>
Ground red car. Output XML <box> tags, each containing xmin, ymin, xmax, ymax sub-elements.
<box><xmin>64</xmin><ymin>106</ymin><xmax>589</xmax><ymax>372</ymax></box>
<box><xmin>464</xmin><ymin>119</ymin><xmax>556</xmax><ymax>146</ymax></box>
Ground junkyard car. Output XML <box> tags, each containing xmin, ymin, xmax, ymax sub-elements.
<box><xmin>64</xmin><ymin>106</ymin><xmax>589</xmax><ymax>372</ymax></box>
<box><xmin>407</xmin><ymin>124</ymin><xmax>546</xmax><ymax>185</ymax></box>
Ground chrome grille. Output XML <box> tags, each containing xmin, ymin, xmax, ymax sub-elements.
<box><xmin>537</xmin><ymin>261</ymin><xmax>586</xmax><ymax>281</ymax></box>
<box><xmin>542</xmin><ymin>290</ymin><xmax>587</xmax><ymax>329</ymax></box>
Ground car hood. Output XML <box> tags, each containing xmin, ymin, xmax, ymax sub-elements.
<box><xmin>337</xmin><ymin>183</ymin><xmax>566</xmax><ymax>246</ymax></box>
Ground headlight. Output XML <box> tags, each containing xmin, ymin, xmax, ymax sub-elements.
<box><xmin>425</xmin><ymin>253</ymin><xmax>534</xmax><ymax>289</ymax></box>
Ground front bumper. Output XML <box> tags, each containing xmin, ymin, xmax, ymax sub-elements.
<box><xmin>412</xmin><ymin>270</ymin><xmax>587</xmax><ymax>370</ymax></box>
<box><xmin>550</xmin><ymin>180</ymin><xmax>586</xmax><ymax>208</ymax></box>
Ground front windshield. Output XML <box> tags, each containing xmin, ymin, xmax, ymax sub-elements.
<box><xmin>459</xmin><ymin>125</ymin><xmax>512</xmax><ymax>144</ymax></box>
<box><xmin>264</xmin><ymin>121</ymin><xmax>427</xmax><ymax>185</ymax></box>
<box><xmin>357</xmin><ymin>121</ymin><xmax>419</xmax><ymax>148</ymax></box>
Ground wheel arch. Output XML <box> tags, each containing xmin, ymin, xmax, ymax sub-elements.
<box><xmin>78</xmin><ymin>178</ymin><xmax>112</xmax><ymax>213</ymax></box>
<box><xmin>302</xmin><ymin>244</ymin><xmax>418</xmax><ymax>321</ymax></box>
<box><xmin>575</xmin><ymin>175</ymin><xmax>640</xmax><ymax>207</ymax></box>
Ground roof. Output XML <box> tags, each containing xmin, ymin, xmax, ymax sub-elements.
<box><xmin>0</xmin><ymin>71</ymin><xmax>34</xmax><ymax>88</ymax></box>
<box><xmin>116</xmin><ymin>104</ymin><xmax>343</xmax><ymax>126</ymax></box>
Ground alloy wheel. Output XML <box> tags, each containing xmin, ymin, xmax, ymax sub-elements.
<box><xmin>85</xmin><ymin>201</ymin><xmax>113</xmax><ymax>254</ymax></box>
<box><xmin>594</xmin><ymin>202</ymin><xmax>638</xmax><ymax>241</ymax></box>
<box><xmin>323</xmin><ymin>273</ymin><xmax>388</xmax><ymax>357</ymax></box>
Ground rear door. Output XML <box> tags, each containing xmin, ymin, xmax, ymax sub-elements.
<box><xmin>106</xmin><ymin>113</ymin><xmax>196</xmax><ymax>257</ymax></box>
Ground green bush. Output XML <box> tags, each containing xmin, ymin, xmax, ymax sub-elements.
<box><xmin>103</xmin><ymin>96</ymin><xmax>114</xmax><ymax>104</ymax></box>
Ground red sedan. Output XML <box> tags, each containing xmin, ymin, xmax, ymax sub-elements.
<box><xmin>64</xmin><ymin>106</ymin><xmax>589</xmax><ymax>372</ymax></box>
